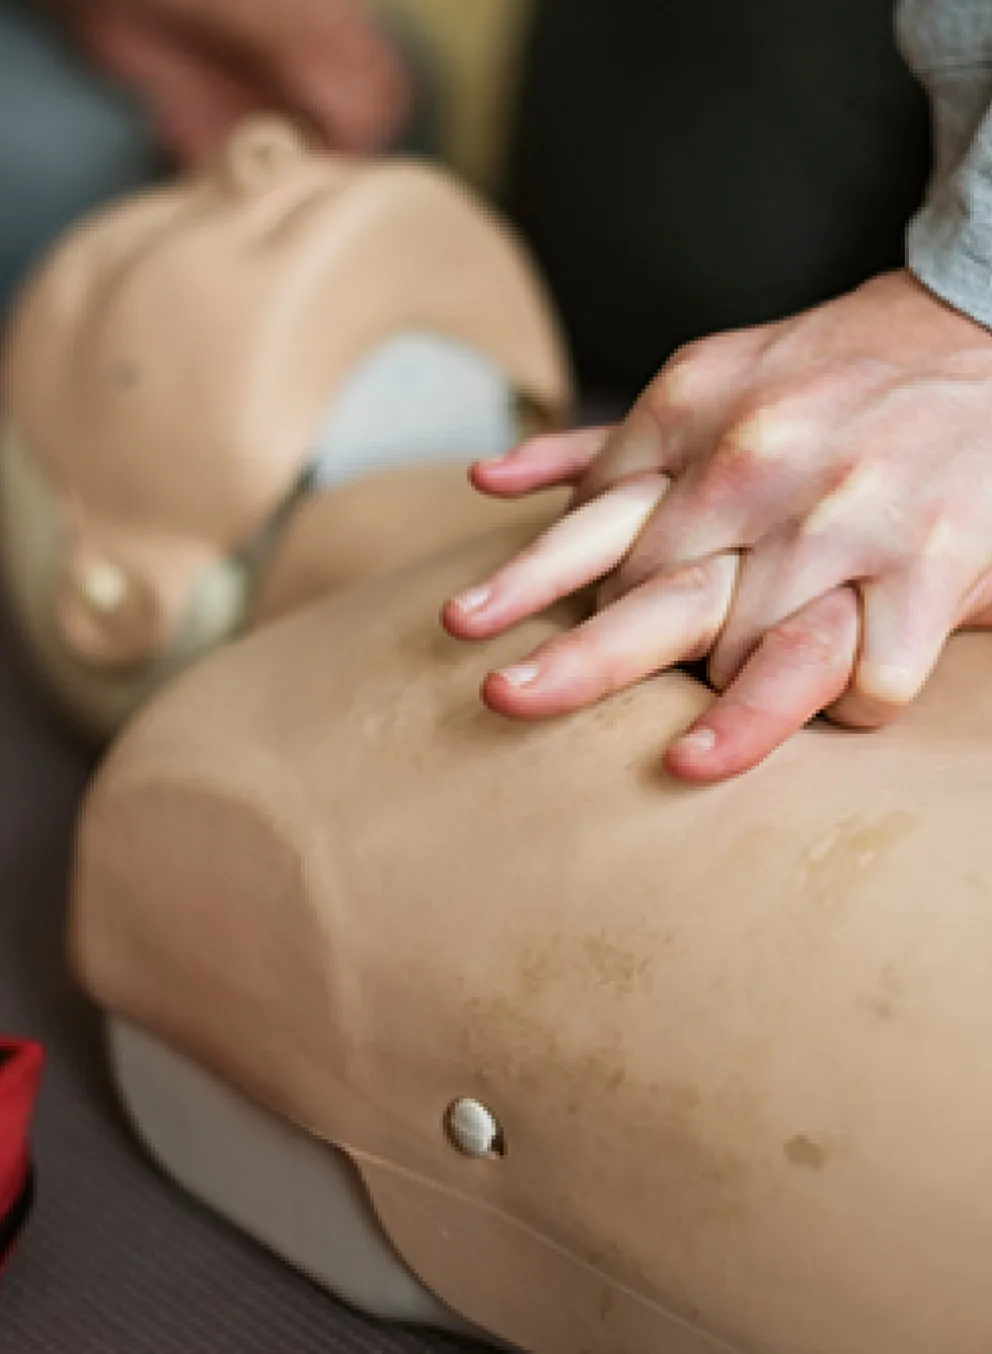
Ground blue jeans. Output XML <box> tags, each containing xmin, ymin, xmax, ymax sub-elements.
<box><xmin>0</xmin><ymin>1</ymin><xmax>438</xmax><ymax>321</ymax></box>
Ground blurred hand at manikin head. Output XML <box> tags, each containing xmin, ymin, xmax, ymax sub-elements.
<box><xmin>50</xmin><ymin>0</ymin><xmax>414</xmax><ymax>166</ymax></box>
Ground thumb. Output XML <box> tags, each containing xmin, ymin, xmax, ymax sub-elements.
<box><xmin>262</xmin><ymin>13</ymin><xmax>413</xmax><ymax>152</ymax></box>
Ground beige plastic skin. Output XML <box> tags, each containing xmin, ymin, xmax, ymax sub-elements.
<box><xmin>0</xmin><ymin>114</ymin><xmax>571</xmax><ymax>740</ymax></box>
<box><xmin>251</xmin><ymin>461</ymin><xmax>564</xmax><ymax>624</ymax></box>
<box><xmin>70</xmin><ymin>516</ymin><xmax>992</xmax><ymax>1354</ymax></box>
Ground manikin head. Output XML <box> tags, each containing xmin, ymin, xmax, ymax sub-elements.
<box><xmin>0</xmin><ymin>114</ymin><xmax>571</xmax><ymax>739</ymax></box>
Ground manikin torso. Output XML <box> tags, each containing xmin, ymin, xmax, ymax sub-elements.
<box><xmin>70</xmin><ymin>516</ymin><xmax>992</xmax><ymax>1354</ymax></box>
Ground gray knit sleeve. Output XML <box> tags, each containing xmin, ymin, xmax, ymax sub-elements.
<box><xmin>898</xmin><ymin>0</ymin><xmax>992</xmax><ymax>326</ymax></box>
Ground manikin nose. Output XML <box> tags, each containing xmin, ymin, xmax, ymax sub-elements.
<box><xmin>57</xmin><ymin>552</ymin><xmax>164</xmax><ymax>670</ymax></box>
<box><xmin>221</xmin><ymin>116</ymin><xmax>311</xmax><ymax>197</ymax></box>
<box><xmin>73</xmin><ymin>557</ymin><xmax>130</xmax><ymax>617</ymax></box>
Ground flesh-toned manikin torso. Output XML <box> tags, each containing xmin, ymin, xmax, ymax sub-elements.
<box><xmin>70</xmin><ymin>510</ymin><xmax>992</xmax><ymax>1354</ymax></box>
<box><xmin>0</xmin><ymin>114</ymin><xmax>571</xmax><ymax>739</ymax></box>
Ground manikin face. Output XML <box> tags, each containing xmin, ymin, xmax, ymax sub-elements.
<box><xmin>0</xmin><ymin>115</ymin><xmax>566</xmax><ymax>739</ymax></box>
<box><xmin>0</xmin><ymin>418</ymin><xmax>256</xmax><ymax>738</ymax></box>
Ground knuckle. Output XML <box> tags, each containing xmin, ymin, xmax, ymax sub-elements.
<box><xmin>667</xmin><ymin>562</ymin><xmax>713</xmax><ymax>596</ymax></box>
<box><xmin>721</xmin><ymin>396</ymin><xmax>808</xmax><ymax>465</ymax></box>
<box><xmin>802</xmin><ymin>463</ymin><xmax>883</xmax><ymax>538</ymax></box>
<box><xmin>920</xmin><ymin>507</ymin><xmax>974</xmax><ymax>567</ymax></box>
<box><xmin>764</xmin><ymin>617</ymin><xmax>838</xmax><ymax>668</ymax></box>
<box><xmin>663</xmin><ymin>561</ymin><xmax>730</xmax><ymax>630</ymax></box>
<box><xmin>651</xmin><ymin>335</ymin><xmax>736</xmax><ymax>409</ymax></box>
<box><xmin>557</xmin><ymin>630</ymin><xmax>621</xmax><ymax>695</ymax></box>
<box><xmin>708</xmin><ymin>417</ymin><xmax>773</xmax><ymax>485</ymax></box>
<box><xmin>921</xmin><ymin>514</ymin><xmax>954</xmax><ymax>561</ymax></box>
<box><xmin>665</xmin><ymin>337</ymin><xmax>712</xmax><ymax>376</ymax></box>
<box><xmin>815</xmin><ymin>586</ymin><xmax>859</xmax><ymax>632</ymax></box>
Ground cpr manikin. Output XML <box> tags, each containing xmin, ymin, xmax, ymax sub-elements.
<box><xmin>70</xmin><ymin>501</ymin><xmax>992</xmax><ymax>1353</ymax></box>
<box><xmin>0</xmin><ymin>114</ymin><xmax>571</xmax><ymax>740</ymax></box>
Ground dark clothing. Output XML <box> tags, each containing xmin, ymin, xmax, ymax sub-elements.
<box><xmin>508</xmin><ymin>1</ymin><xmax>932</xmax><ymax>396</ymax></box>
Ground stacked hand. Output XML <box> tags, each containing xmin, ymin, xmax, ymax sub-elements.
<box><xmin>443</xmin><ymin>270</ymin><xmax>992</xmax><ymax>782</ymax></box>
<box><xmin>50</xmin><ymin>0</ymin><xmax>412</xmax><ymax>166</ymax></box>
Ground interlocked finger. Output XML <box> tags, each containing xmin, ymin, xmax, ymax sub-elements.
<box><xmin>442</xmin><ymin>475</ymin><xmax>669</xmax><ymax>640</ymax></box>
<box><xmin>666</xmin><ymin>587</ymin><xmax>861</xmax><ymax>782</ymax></box>
<box><xmin>482</xmin><ymin>553</ymin><xmax>739</xmax><ymax>720</ymax></box>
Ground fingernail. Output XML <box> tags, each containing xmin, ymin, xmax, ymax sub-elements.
<box><xmin>671</xmin><ymin>726</ymin><xmax>717</xmax><ymax>757</ymax></box>
<box><xmin>496</xmin><ymin>661</ymin><xmax>541</xmax><ymax>689</ymax></box>
<box><xmin>455</xmin><ymin>585</ymin><xmax>492</xmax><ymax>615</ymax></box>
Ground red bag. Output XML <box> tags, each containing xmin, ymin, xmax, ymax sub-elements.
<box><xmin>0</xmin><ymin>1039</ymin><xmax>43</xmax><ymax>1275</ymax></box>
